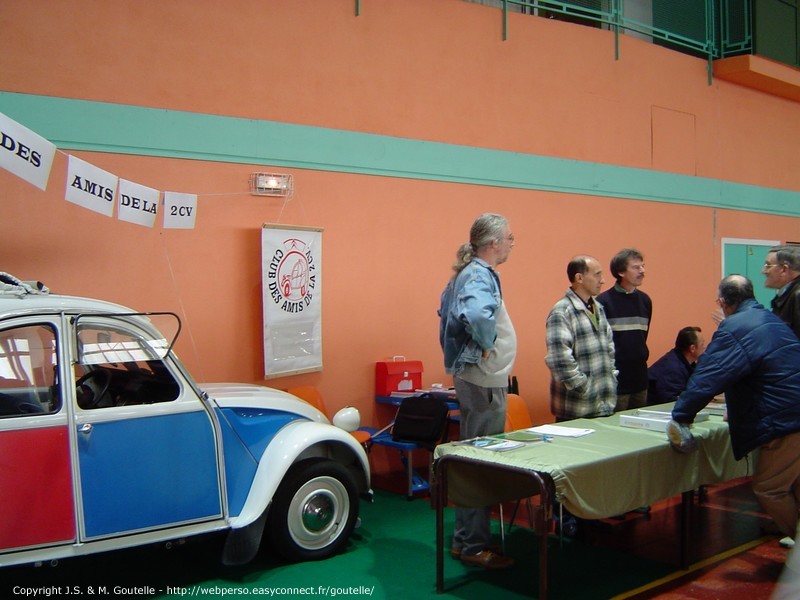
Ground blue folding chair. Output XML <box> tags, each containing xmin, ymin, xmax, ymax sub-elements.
<box><xmin>367</xmin><ymin>395</ymin><xmax>450</xmax><ymax>498</ymax></box>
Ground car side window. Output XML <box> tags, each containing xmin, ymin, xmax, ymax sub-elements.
<box><xmin>75</xmin><ymin>321</ymin><xmax>180</xmax><ymax>410</ymax></box>
<box><xmin>0</xmin><ymin>324</ymin><xmax>59</xmax><ymax>417</ymax></box>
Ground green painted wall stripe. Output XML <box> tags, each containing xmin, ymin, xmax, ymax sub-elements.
<box><xmin>2</xmin><ymin>92</ymin><xmax>798</xmax><ymax>217</ymax></box>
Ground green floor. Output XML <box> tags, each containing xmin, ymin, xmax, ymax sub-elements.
<box><xmin>3</xmin><ymin>489</ymin><xmax>681</xmax><ymax>599</ymax></box>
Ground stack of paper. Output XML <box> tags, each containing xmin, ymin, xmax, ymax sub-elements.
<box><xmin>528</xmin><ymin>424</ymin><xmax>595</xmax><ymax>438</ymax></box>
<box><xmin>619</xmin><ymin>409</ymin><xmax>709</xmax><ymax>432</ymax></box>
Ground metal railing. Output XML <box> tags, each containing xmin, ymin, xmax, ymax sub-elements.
<box><xmin>718</xmin><ymin>0</ymin><xmax>752</xmax><ymax>56</ymax></box>
<box><xmin>491</xmin><ymin>0</ymin><xmax>753</xmax><ymax>82</ymax></box>
<box><xmin>352</xmin><ymin>1</ymin><xmax>755</xmax><ymax>81</ymax></box>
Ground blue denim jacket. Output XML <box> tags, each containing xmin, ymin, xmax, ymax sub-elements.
<box><xmin>438</xmin><ymin>258</ymin><xmax>502</xmax><ymax>375</ymax></box>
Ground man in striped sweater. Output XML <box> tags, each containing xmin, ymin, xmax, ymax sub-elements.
<box><xmin>597</xmin><ymin>248</ymin><xmax>652</xmax><ymax>413</ymax></box>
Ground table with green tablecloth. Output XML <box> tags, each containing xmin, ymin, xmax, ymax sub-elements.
<box><xmin>432</xmin><ymin>403</ymin><xmax>753</xmax><ymax>599</ymax></box>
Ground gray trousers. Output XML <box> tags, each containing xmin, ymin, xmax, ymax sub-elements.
<box><xmin>451</xmin><ymin>376</ymin><xmax>507</xmax><ymax>555</ymax></box>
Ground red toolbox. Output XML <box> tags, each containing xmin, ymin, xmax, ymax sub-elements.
<box><xmin>375</xmin><ymin>356</ymin><xmax>423</xmax><ymax>396</ymax></box>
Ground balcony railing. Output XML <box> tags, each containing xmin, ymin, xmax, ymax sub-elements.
<box><xmin>470</xmin><ymin>1</ymin><xmax>755</xmax><ymax>82</ymax></box>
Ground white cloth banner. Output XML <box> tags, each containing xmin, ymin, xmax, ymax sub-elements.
<box><xmin>65</xmin><ymin>155</ymin><xmax>117</xmax><ymax>217</ymax></box>
<box><xmin>262</xmin><ymin>224</ymin><xmax>323</xmax><ymax>378</ymax></box>
<box><xmin>163</xmin><ymin>192</ymin><xmax>197</xmax><ymax>229</ymax></box>
<box><xmin>118</xmin><ymin>179</ymin><xmax>159</xmax><ymax>228</ymax></box>
<box><xmin>0</xmin><ymin>111</ymin><xmax>56</xmax><ymax>191</ymax></box>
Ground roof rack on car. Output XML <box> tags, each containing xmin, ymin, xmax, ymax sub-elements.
<box><xmin>0</xmin><ymin>272</ymin><xmax>50</xmax><ymax>297</ymax></box>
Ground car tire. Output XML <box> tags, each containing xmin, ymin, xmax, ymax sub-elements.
<box><xmin>266</xmin><ymin>458</ymin><xmax>359</xmax><ymax>562</ymax></box>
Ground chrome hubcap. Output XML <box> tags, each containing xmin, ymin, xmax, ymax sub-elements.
<box><xmin>302</xmin><ymin>493</ymin><xmax>335</xmax><ymax>532</ymax></box>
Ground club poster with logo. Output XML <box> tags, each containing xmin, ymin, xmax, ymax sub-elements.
<box><xmin>262</xmin><ymin>224</ymin><xmax>323</xmax><ymax>378</ymax></box>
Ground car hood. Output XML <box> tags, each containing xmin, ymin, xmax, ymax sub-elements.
<box><xmin>200</xmin><ymin>382</ymin><xmax>328</xmax><ymax>424</ymax></box>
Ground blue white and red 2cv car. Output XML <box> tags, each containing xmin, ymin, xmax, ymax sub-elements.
<box><xmin>0</xmin><ymin>273</ymin><xmax>371</xmax><ymax>568</ymax></box>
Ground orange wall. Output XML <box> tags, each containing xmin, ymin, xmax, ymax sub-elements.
<box><xmin>1</xmin><ymin>0</ymin><xmax>799</xmax><ymax>471</ymax></box>
<box><xmin>3</xmin><ymin>152</ymin><xmax>797</xmax><ymax>430</ymax></box>
<box><xmin>3</xmin><ymin>0</ymin><xmax>800</xmax><ymax>189</ymax></box>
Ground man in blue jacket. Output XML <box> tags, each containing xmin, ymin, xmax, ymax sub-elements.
<box><xmin>669</xmin><ymin>275</ymin><xmax>800</xmax><ymax>548</ymax></box>
<box><xmin>439</xmin><ymin>213</ymin><xmax>517</xmax><ymax>569</ymax></box>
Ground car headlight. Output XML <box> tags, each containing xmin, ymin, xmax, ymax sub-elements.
<box><xmin>332</xmin><ymin>406</ymin><xmax>361</xmax><ymax>432</ymax></box>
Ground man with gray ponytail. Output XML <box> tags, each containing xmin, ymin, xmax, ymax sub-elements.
<box><xmin>438</xmin><ymin>213</ymin><xmax>517</xmax><ymax>570</ymax></box>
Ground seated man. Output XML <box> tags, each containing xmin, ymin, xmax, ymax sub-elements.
<box><xmin>647</xmin><ymin>326</ymin><xmax>705</xmax><ymax>405</ymax></box>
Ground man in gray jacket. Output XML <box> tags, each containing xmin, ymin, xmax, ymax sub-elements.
<box><xmin>763</xmin><ymin>244</ymin><xmax>800</xmax><ymax>338</ymax></box>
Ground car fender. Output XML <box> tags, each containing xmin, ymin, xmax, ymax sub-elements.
<box><xmin>229</xmin><ymin>419</ymin><xmax>370</xmax><ymax>529</ymax></box>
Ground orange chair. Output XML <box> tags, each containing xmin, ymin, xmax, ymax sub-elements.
<box><xmin>504</xmin><ymin>393</ymin><xmax>535</xmax><ymax>532</ymax></box>
<box><xmin>287</xmin><ymin>386</ymin><xmax>372</xmax><ymax>445</ymax></box>
<box><xmin>505</xmin><ymin>393</ymin><xmax>533</xmax><ymax>432</ymax></box>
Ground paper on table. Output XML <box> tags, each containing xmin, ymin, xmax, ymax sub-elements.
<box><xmin>455</xmin><ymin>437</ymin><xmax>526</xmax><ymax>451</ymax></box>
<box><xmin>528</xmin><ymin>424</ymin><xmax>595</xmax><ymax>437</ymax></box>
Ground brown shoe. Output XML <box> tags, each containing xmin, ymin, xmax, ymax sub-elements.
<box><xmin>460</xmin><ymin>549</ymin><xmax>514</xmax><ymax>569</ymax></box>
<box><xmin>451</xmin><ymin>544</ymin><xmax>503</xmax><ymax>559</ymax></box>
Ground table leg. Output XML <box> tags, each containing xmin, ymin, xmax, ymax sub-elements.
<box><xmin>535</xmin><ymin>503</ymin><xmax>549</xmax><ymax>600</ymax></box>
<box><xmin>435</xmin><ymin>461</ymin><xmax>444</xmax><ymax>594</ymax></box>
<box><xmin>680</xmin><ymin>490</ymin><xmax>694</xmax><ymax>569</ymax></box>
<box><xmin>433</xmin><ymin>457</ymin><xmax>551</xmax><ymax>598</ymax></box>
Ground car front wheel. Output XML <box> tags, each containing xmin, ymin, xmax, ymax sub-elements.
<box><xmin>266</xmin><ymin>458</ymin><xmax>359</xmax><ymax>561</ymax></box>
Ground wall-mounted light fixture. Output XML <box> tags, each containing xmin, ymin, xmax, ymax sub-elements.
<box><xmin>249</xmin><ymin>172</ymin><xmax>293</xmax><ymax>198</ymax></box>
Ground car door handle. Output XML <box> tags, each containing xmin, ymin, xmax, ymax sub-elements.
<box><xmin>78</xmin><ymin>423</ymin><xmax>93</xmax><ymax>434</ymax></box>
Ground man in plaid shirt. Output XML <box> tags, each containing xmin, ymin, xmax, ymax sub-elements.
<box><xmin>545</xmin><ymin>256</ymin><xmax>617</xmax><ymax>421</ymax></box>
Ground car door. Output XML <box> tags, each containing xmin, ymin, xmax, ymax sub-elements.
<box><xmin>0</xmin><ymin>320</ymin><xmax>75</xmax><ymax>552</ymax></box>
<box><xmin>72</xmin><ymin>314</ymin><xmax>224</xmax><ymax>540</ymax></box>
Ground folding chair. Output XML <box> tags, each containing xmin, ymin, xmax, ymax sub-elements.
<box><xmin>368</xmin><ymin>394</ymin><xmax>450</xmax><ymax>498</ymax></box>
